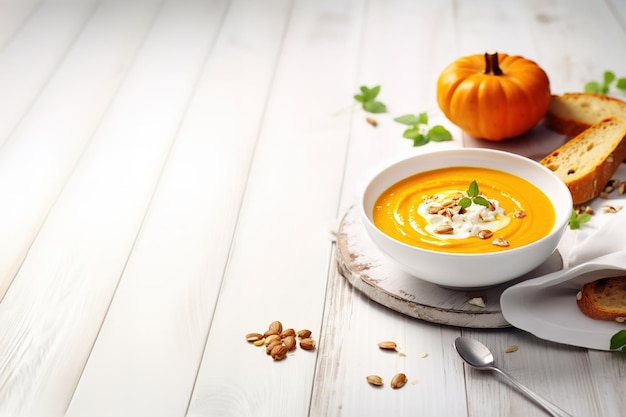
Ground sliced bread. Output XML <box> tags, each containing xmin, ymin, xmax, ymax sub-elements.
<box><xmin>540</xmin><ymin>117</ymin><xmax>626</xmax><ymax>204</ymax></box>
<box><xmin>545</xmin><ymin>92</ymin><xmax>626</xmax><ymax>138</ymax></box>
<box><xmin>577</xmin><ymin>276</ymin><xmax>626</xmax><ymax>322</ymax></box>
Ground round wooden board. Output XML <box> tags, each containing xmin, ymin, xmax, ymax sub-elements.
<box><xmin>336</xmin><ymin>204</ymin><xmax>563</xmax><ymax>328</ymax></box>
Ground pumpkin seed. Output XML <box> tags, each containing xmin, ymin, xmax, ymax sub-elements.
<box><xmin>297</xmin><ymin>329</ymin><xmax>312</xmax><ymax>339</ymax></box>
<box><xmin>268</xmin><ymin>320</ymin><xmax>283</xmax><ymax>334</ymax></box>
<box><xmin>283</xmin><ymin>335</ymin><xmax>296</xmax><ymax>351</ymax></box>
<box><xmin>271</xmin><ymin>344</ymin><xmax>288</xmax><ymax>361</ymax></box>
<box><xmin>377</xmin><ymin>341</ymin><xmax>397</xmax><ymax>350</ymax></box>
<box><xmin>300</xmin><ymin>338</ymin><xmax>316</xmax><ymax>350</ymax></box>
<box><xmin>391</xmin><ymin>373</ymin><xmax>407</xmax><ymax>389</ymax></box>
<box><xmin>366</xmin><ymin>375</ymin><xmax>383</xmax><ymax>386</ymax></box>
<box><xmin>246</xmin><ymin>333</ymin><xmax>263</xmax><ymax>342</ymax></box>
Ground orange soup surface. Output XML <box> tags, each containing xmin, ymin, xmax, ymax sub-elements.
<box><xmin>372</xmin><ymin>166</ymin><xmax>555</xmax><ymax>253</ymax></box>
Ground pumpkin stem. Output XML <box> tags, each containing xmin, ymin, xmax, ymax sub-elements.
<box><xmin>484</xmin><ymin>50</ymin><xmax>503</xmax><ymax>76</ymax></box>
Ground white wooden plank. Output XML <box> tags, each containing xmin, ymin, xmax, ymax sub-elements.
<box><xmin>463</xmin><ymin>329</ymin><xmax>603</xmax><ymax>417</ymax></box>
<box><xmin>523</xmin><ymin>0</ymin><xmax>626</xmax><ymax>95</ymax></box>
<box><xmin>64</xmin><ymin>1</ymin><xmax>290</xmax><ymax>416</ymax></box>
<box><xmin>587</xmin><ymin>349</ymin><xmax>626</xmax><ymax>416</ymax></box>
<box><xmin>0</xmin><ymin>1</ymin><xmax>221</xmax><ymax>416</ymax></box>
<box><xmin>0</xmin><ymin>0</ymin><xmax>42</xmax><ymax>51</ymax></box>
<box><xmin>186</xmin><ymin>0</ymin><xmax>365</xmax><ymax>416</ymax></box>
<box><xmin>314</xmin><ymin>0</ymin><xmax>468</xmax><ymax>415</ymax></box>
<box><xmin>314</xmin><ymin>263</ymin><xmax>467</xmax><ymax>417</ymax></box>
<box><xmin>0</xmin><ymin>0</ymin><xmax>161</xmax><ymax>299</ymax></box>
<box><xmin>608</xmin><ymin>0</ymin><xmax>626</xmax><ymax>23</ymax></box>
<box><xmin>452</xmin><ymin>0</ymin><xmax>537</xmax><ymax>58</ymax></box>
<box><xmin>0</xmin><ymin>0</ymin><xmax>99</xmax><ymax>147</ymax></box>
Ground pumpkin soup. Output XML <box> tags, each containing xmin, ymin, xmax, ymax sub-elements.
<box><xmin>372</xmin><ymin>166</ymin><xmax>554</xmax><ymax>253</ymax></box>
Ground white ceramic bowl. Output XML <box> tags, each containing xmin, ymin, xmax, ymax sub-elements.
<box><xmin>361</xmin><ymin>148</ymin><xmax>572</xmax><ymax>289</ymax></box>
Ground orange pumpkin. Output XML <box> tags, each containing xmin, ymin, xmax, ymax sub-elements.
<box><xmin>437</xmin><ymin>51</ymin><xmax>551</xmax><ymax>141</ymax></box>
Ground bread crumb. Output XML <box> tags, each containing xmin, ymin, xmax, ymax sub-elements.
<box><xmin>468</xmin><ymin>297</ymin><xmax>486</xmax><ymax>307</ymax></box>
<box><xmin>505</xmin><ymin>345</ymin><xmax>518</xmax><ymax>353</ymax></box>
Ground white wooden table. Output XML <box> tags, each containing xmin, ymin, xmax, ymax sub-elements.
<box><xmin>1</xmin><ymin>1</ymin><xmax>625</xmax><ymax>416</ymax></box>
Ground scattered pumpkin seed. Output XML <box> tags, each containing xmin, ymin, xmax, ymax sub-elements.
<box><xmin>297</xmin><ymin>329</ymin><xmax>312</xmax><ymax>339</ymax></box>
<box><xmin>246</xmin><ymin>333</ymin><xmax>263</xmax><ymax>342</ymax></box>
<box><xmin>391</xmin><ymin>373</ymin><xmax>407</xmax><ymax>389</ymax></box>
<box><xmin>366</xmin><ymin>375</ymin><xmax>383</xmax><ymax>386</ymax></box>
<box><xmin>505</xmin><ymin>344</ymin><xmax>519</xmax><ymax>353</ymax></box>
<box><xmin>300</xmin><ymin>338</ymin><xmax>316</xmax><ymax>351</ymax></box>
<box><xmin>377</xmin><ymin>341</ymin><xmax>397</xmax><ymax>350</ymax></box>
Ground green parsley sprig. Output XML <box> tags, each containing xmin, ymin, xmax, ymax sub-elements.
<box><xmin>568</xmin><ymin>208</ymin><xmax>592</xmax><ymax>230</ymax></box>
<box><xmin>584</xmin><ymin>71</ymin><xmax>626</xmax><ymax>95</ymax></box>
<box><xmin>394</xmin><ymin>112</ymin><xmax>452</xmax><ymax>146</ymax></box>
<box><xmin>353</xmin><ymin>85</ymin><xmax>387</xmax><ymax>113</ymax></box>
<box><xmin>610</xmin><ymin>330</ymin><xmax>626</xmax><ymax>354</ymax></box>
<box><xmin>458</xmin><ymin>180</ymin><xmax>490</xmax><ymax>209</ymax></box>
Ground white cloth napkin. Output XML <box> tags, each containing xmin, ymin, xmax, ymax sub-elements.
<box><xmin>558</xmin><ymin>163</ymin><xmax>626</xmax><ymax>268</ymax></box>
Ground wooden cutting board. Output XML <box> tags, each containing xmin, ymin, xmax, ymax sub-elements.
<box><xmin>335</xmin><ymin>204</ymin><xmax>563</xmax><ymax>328</ymax></box>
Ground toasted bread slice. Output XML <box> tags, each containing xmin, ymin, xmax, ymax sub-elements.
<box><xmin>545</xmin><ymin>93</ymin><xmax>626</xmax><ymax>138</ymax></box>
<box><xmin>577</xmin><ymin>276</ymin><xmax>626</xmax><ymax>322</ymax></box>
<box><xmin>540</xmin><ymin>117</ymin><xmax>626</xmax><ymax>204</ymax></box>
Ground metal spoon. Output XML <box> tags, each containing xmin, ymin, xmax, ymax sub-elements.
<box><xmin>454</xmin><ymin>337</ymin><xmax>572</xmax><ymax>417</ymax></box>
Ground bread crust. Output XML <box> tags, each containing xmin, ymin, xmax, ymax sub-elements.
<box><xmin>540</xmin><ymin>117</ymin><xmax>626</xmax><ymax>204</ymax></box>
<box><xmin>545</xmin><ymin>92</ymin><xmax>626</xmax><ymax>137</ymax></box>
<box><xmin>544</xmin><ymin>114</ymin><xmax>590</xmax><ymax>138</ymax></box>
<box><xmin>577</xmin><ymin>276</ymin><xmax>626</xmax><ymax>322</ymax></box>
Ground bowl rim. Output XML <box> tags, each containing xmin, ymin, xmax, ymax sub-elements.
<box><xmin>360</xmin><ymin>148</ymin><xmax>573</xmax><ymax>258</ymax></box>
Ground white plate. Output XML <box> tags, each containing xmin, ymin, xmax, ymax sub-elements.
<box><xmin>501</xmin><ymin>250</ymin><xmax>626</xmax><ymax>351</ymax></box>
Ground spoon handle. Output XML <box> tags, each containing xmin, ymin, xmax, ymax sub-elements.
<box><xmin>492</xmin><ymin>367</ymin><xmax>572</xmax><ymax>417</ymax></box>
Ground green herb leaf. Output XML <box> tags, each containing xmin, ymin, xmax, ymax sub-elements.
<box><xmin>354</xmin><ymin>85</ymin><xmax>380</xmax><ymax>103</ymax></box>
<box><xmin>402</xmin><ymin>126</ymin><xmax>423</xmax><ymax>139</ymax></box>
<box><xmin>427</xmin><ymin>125</ymin><xmax>453</xmax><ymax>142</ymax></box>
<box><xmin>402</xmin><ymin>128</ymin><xmax>429</xmax><ymax>146</ymax></box>
<box><xmin>604</xmin><ymin>71</ymin><xmax>616</xmax><ymax>85</ymax></box>
<box><xmin>412</xmin><ymin>135</ymin><xmax>429</xmax><ymax>147</ymax></box>
<box><xmin>394</xmin><ymin>114</ymin><xmax>423</xmax><ymax>126</ymax></box>
<box><xmin>584</xmin><ymin>71</ymin><xmax>626</xmax><ymax>95</ymax></box>
<box><xmin>354</xmin><ymin>85</ymin><xmax>387</xmax><ymax>114</ymax></box>
<box><xmin>468</xmin><ymin>180</ymin><xmax>479</xmax><ymax>197</ymax></box>
<box><xmin>394</xmin><ymin>113</ymin><xmax>451</xmax><ymax>146</ymax></box>
<box><xmin>568</xmin><ymin>209</ymin><xmax>592</xmax><ymax>230</ymax></box>
<box><xmin>363</xmin><ymin>100</ymin><xmax>387</xmax><ymax>113</ymax></box>
<box><xmin>458</xmin><ymin>197</ymin><xmax>471</xmax><ymax>209</ymax></box>
<box><xmin>584</xmin><ymin>81</ymin><xmax>602</xmax><ymax>94</ymax></box>
<box><xmin>460</xmin><ymin>181</ymin><xmax>491</xmax><ymax>209</ymax></box>
<box><xmin>473</xmin><ymin>196</ymin><xmax>490</xmax><ymax>208</ymax></box>
<box><xmin>610</xmin><ymin>330</ymin><xmax>626</xmax><ymax>352</ymax></box>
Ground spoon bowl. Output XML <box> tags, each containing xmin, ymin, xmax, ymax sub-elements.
<box><xmin>454</xmin><ymin>337</ymin><xmax>572</xmax><ymax>417</ymax></box>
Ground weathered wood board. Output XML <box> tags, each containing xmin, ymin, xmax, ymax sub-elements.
<box><xmin>336</xmin><ymin>204</ymin><xmax>562</xmax><ymax>328</ymax></box>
